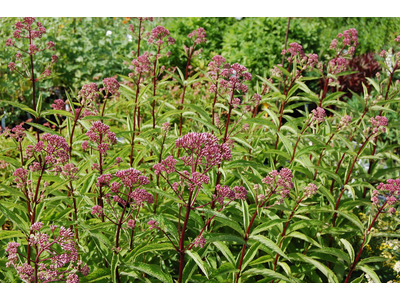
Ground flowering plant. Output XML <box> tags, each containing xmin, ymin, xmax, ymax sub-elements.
<box><xmin>1</xmin><ymin>18</ymin><xmax>400</xmax><ymax>284</ymax></box>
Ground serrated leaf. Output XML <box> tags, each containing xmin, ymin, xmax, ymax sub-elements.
<box><xmin>288</xmin><ymin>253</ymin><xmax>338</xmax><ymax>283</ymax></box>
<box><xmin>186</xmin><ymin>250</ymin><xmax>209</xmax><ymax>279</ymax></box>
<box><xmin>0</xmin><ymin>231</ymin><xmax>26</xmax><ymax>240</ymax></box>
<box><xmin>127</xmin><ymin>262</ymin><xmax>173</xmax><ymax>283</ymax></box>
<box><xmin>356</xmin><ymin>265</ymin><xmax>381</xmax><ymax>283</ymax></box>
<box><xmin>242</xmin><ymin>268</ymin><xmax>294</xmax><ymax>282</ymax></box>
<box><xmin>249</xmin><ymin>235</ymin><xmax>290</xmax><ymax>261</ymax></box>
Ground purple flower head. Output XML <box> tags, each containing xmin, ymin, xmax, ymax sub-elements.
<box><xmin>86</xmin><ymin>121</ymin><xmax>117</xmax><ymax>153</ymax></box>
<box><xmin>193</xmin><ymin>235</ymin><xmax>206</xmax><ymax>248</ymax></box>
<box><xmin>131</xmin><ymin>52</ymin><xmax>151</xmax><ymax>74</ymax></box>
<box><xmin>261</xmin><ymin>168</ymin><xmax>294</xmax><ymax>202</ymax></box>
<box><xmin>147</xmin><ymin>220</ymin><xmax>159</xmax><ymax>230</ymax></box>
<box><xmin>311</xmin><ymin>107</ymin><xmax>326</xmax><ymax>124</ymax></box>
<box><xmin>304</xmin><ymin>183</ymin><xmax>318</xmax><ymax>199</ymax></box>
<box><xmin>51</xmin><ymin>99</ymin><xmax>65</xmax><ymax>111</ymax></box>
<box><xmin>219</xmin><ymin>63</ymin><xmax>252</xmax><ymax>94</ymax></box>
<box><xmin>91</xmin><ymin>205</ymin><xmax>103</xmax><ymax>217</ymax></box>
<box><xmin>78</xmin><ymin>83</ymin><xmax>99</xmax><ymax>104</ymax></box>
<box><xmin>207</xmin><ymin>55</ymin><xmax>227</xmax><ymax>80</ymax></box>
<box><xmin>100</xmin><ymin>77</ymin><xmax>120</xmax><ymax>98</ymax></box>
<box><xmin>188</xmin><ymin>28</ymin><xmax>207</xmax><ymax>45</ymax></box>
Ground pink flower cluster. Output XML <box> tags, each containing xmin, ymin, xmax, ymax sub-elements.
<box><xmin>100</xmin><ymin>77</ymin><xmax>120</xmax><ymax>98</ymax></box>
<box><xmin>311</xmin><ymin>107</ymin><xmax>326</xmax><ymax>123</ymax></box>
<box><xmin>303</xmin><ymin>183</ymin><xmax>318</xmax><ymax>199</ymax></box>
<box><xmin>61</xmin><ymin>163</ymin><xmax>79</xmax><ymax>181</ymax></box>
<box><xmin>364</xmin><ymin>116</ymin><xmax>388</xmax><ymax>136</ymax></box>
<box><xmin>281</xmin><ymin>42</ymin><xmax>305</xmax><ymax>62</ymax></box>
<box><xmin>85</xmin><ymin>121</ymin><xmax>117</xmax><ymax>154</ymax></box>
<box><xmin>13</xmin><ymin>168</ymin><xmax>28</xmax><ymax>189</ymax></box>
<box><xmin>5</xmin><ymin>223</ymin><xmax>89</xmax><ymax>283</ymax></box>
<box><xmin>153</xmin><ymin>156</ymin><xmax>177</xmax><ymax>175</ymax></box>
<box><xmin>208</xmin><ymin>55</ymin><xmax>227</xmax><ymax>81</ymax></box>
<box><xmin>147</xmin><ymin>220</ymin><xmax>159</xmax><ymax>230</ymax></box>
<box><xmin>213</xmin><ymin>184</ymin><xmax>247</xmax><ymax>205</ymax></box>
<box><xmin>129</xmin><ymin>52</ymin><xmax>152</xmax><ymax>77</ymax></box>
<box><xmin>261</xmin><ymin>168</ymin><xmax>294</xmax><ymax>203</ymax></box>
<box><xmin>50</xmin><ymin>99</ymin><xmax>66</xmax><ymax>110</ymax></box>
<box><xmin>148</xmin><ymin>26</ymin><xmax>176</xmax><ymax>47</ymax></box>
<box><xmin>175</xmin><ymin>132</ymin><xmax>231</xmax><ymax>168</ymax></box>
<box><xmin>329</xmin><ymin>57</ymin><xmax>348</xmax><ymax>75</ymax></box>
<box><xmin>338</xmin><ymin>115</ymin><xmax>352</xmax><ymax>128</ymax></box>
<box><xmin>3</xmin><ymin>123</ymin><xmax>26</xmax><ymax>142</ymax></box>
<box><xmin>219</xmin><ymin>63</ymin><xmax>252</xmax><ymax>94</ymax></box>
<box><xmin>40</xmin><ymin>133</ymin><xmax>70</xmax><ymax>166</ymax></box>
<box><xmin>188</xmin><ymin>28</ymin><xmax>207</xmax><ymax>45</ymax></box>
<box><xmin>78</xmin><ymin>83</ymin><xmax>99</xmax><ymax>104</ymax></box>
<box><xmin>193</xmin><ymin>235</ymin><xmax>206</xmax><ymax>248</ymax></box>
<box><xmin>371</xmin><ymin>179</ymin><xmax>400</xmax><ymax>215</ymax></box>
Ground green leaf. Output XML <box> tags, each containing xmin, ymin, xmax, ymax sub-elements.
<box><xmin>1</xmin><ymin>100</ymin><xmax>38</xmax><ymax>118</ymax></box>
<box><xmin>242</xmin><ymin>199</ymin><xmax>249</xmax><ymax>232</ymax></box>
<box><xmin>205</xmin><ymin>233</ymin><xmax>246</xmax><ymax>245</ymax></box>
<box><xmin>213</xmin><ymin>241</ymin><xmax>235</xmax><ymax>265</ymax></box>
<box><xmin>80</xmin><ymin>268</ymin><xmax>110</xmax><ymax>283</ymax></box>
<box><xmin>186</xmin><ymin>250</ymin><xmax>209</xmax><ymax>279</ymax></box>
<box><xmin>126</xmin><ymin>243</ymin><xmax>175</xmax><ymax>262</ymax></box>
<box><xmin>252</xmin><ymin>219</ymin><xmax>287</xmax><ymax>235</ymax></box>
<box><xmin>0</xmin><ymin>231</ymin><xmax>26</xmax><ymax>241</ymax></box>
<box><xmin>288</xmin><ymin>253</ymin><xmax>338</xmax><ymax>283</ymax></box>
<box><xmin>356</xmin><ymin>265</ymin><xmax>381</xmax><ymax>283</ymax></box>
<box><xmin>126</xmin><ymin>262</ymin><xmax>173</xmax><ymax>283</ymax></box>
<box><xmin>257</xmin><ymin>75</ymin><xmax>281</xmax><ymax>94</ymax></box>
<box><xmin>309</xmin><ymin>248</ymin><xmax>350</xmax><ymax>265</ymax></box>
<box><xmin>29</xmin><ymin>123</ymin><xmax>60</xmax><ymax>136</ymax></box>
<box><xmin>286</xmin><ymin>231</ymin><xmax>322</xmax><ymax>249</ymax></box>
<box><xmin>242</xmin><ymin>268</ymin><xmax>294</xmax><ymax>283</ymax></box>
<box><xmin>41</xmin><ymin>110</ymin><xmax>74</xmax><ymax>118</ymax></box>
<box><xmin>340</xmin><ymin>238</ymin><xmax>355</xmax><ymax>263</ymax></box>
<box><xmin>249</xmin><ymin>235</ymin><xmax>290</xmax><ymax>261</ymax></box>
<box><xmin>0</xmin><ymin>203</ymin><xmax>29</xmax><ymax>234</ymax></box>
<box><xmin>210</xmin><ymin>263</ymin><xmax>238</xmax><ymax>279</ymax></box>
<box><xmin>0</xmin><ymin>156</ymin><xmax>21</xmax><ymax>168</ymax></box>
<box><xmin>241</xmin><ymin>242</ymin><xmax>261</xmax><ymax>271</ymax></box>
<box><xmin>0</xmin><ymin>184</ymin><xmax>26</xmax><ymax>199</ymax></box>
<box><xmin>111</xmin><ymin>252</ymin><xmax>120</xmax><ymax>283</ymax></box>
<box><xmin>80</xmin><ymin>224</ymin><xmax>112</xmax><ymax>248</ymax></box>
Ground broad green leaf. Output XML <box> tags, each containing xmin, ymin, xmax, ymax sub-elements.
<box><xmin>356</xmin><ymin>265</ymin><xmax>381</xmax><ymax>283</ymax></box>
<box><xmin>111</xmin><ymin>252</ymin><xmax>120</xmax><ymax>283</ymax></box>
<box><xmin>205</xmin><ymin>233</ymin><xmax>246</xmax><ymax>245</ymax></box>
<box><xmin>0</xmin><ymin>231</ymin><xmax>26</xmax><ymax>241</ymax></box>
<box><xmin>241</xmin><ymin>242</ymin><xmax>261</xmax><ymax>271</ymax></box>
<box><xmin>126</xmin><ymin>243</ymin><xmax>175</xmax><ymax>262</ymax></box>
<box><xmin>242</xmin><ymin>268</ymin><xmax>294</xmax><ymax>283</ymax></box>
<box><xmin>80</xmin><ymin>268</ymin><xmax>110</xmax><ymax>283</ymax></box>
<box><xmin>309</xmin><ymin>248</ymin><xmax>350</xmax><ymax>265</ymax></box>
<box><xmin>252</xmin><ymin>219</ymin><xmax>287</xmax><ymax>235</ymax></box>
<box><xmin>249</xmin><ymin>235</ymin><xmax>290</xmax><ymax>261</ymax></box>
<box><xmin>0</xmin><ymin>184</ymin><xmax>26</xmax><ymax>199</ymax></box>
<box><xmin>286</xmin><ymin>231</ymin><xmax>322</xmax><ymax>249</ymax></box>
<box><xmin>0</xmin><ymin>203</ymin><xmax>29</xmax><ymax>234</ymax></box>
<box><xmin>340</xmin><ymin>238</ymin><xmax>355</xmax><ymax>263</ymax></box>
<box><xmin>127</xmin><ymin>262</ymin><xmax>173</xmax><ymax>283</ymax></box>
<box><xmin>288</xmin><ymin>253</ymin><xmax>338</xmax><ymax>283</ymax></box>
<box><xmin>210</xmin><ymin>263</ymin><xmax>238</xmax><ymax>279</ymax></box>
<box><xmin>186</xmin><ymin>250</ymin><xmax>209</xmax><ymax>279</ymax></box>
<box><xmin>213</xmin><ymin>241</ymin><xmax>235</xmax><ymax>266</ymax></box>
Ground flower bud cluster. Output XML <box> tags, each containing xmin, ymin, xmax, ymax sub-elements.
<box><xmin>260</xmin><ymin>168</ymin><xmax>294</xmax><ymax>204</ymax></box>
<box><xmin>371</xmin><ymin>179</ymin><xmax>400</xmax><ymax>215</ymax></box>
<box><xmin>85</xmin><ymin>121</ymin><xmax>117</xmax><ymax>154</ymax></box>
<box><xmin>5</xmin><ymin>222</ymin><xmax>89</xmax><ymax>283</ymax></box>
